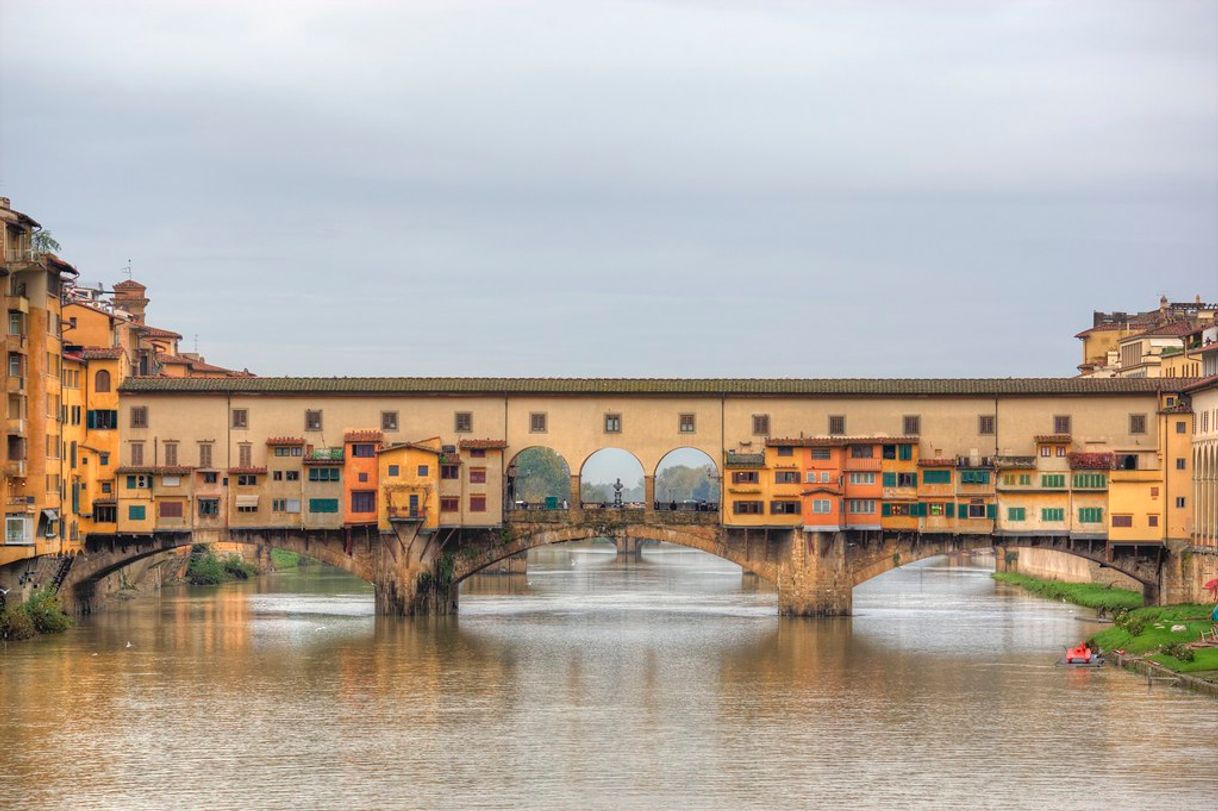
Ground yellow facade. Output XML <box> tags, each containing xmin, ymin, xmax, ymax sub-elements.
<box><xmin>378</xmin><ymin>440</ymin><xmax>442</xmax><ymax>533</ymax></box>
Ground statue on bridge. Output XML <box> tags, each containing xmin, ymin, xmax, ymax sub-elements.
<box><xmin>613</xmin><ymin>478</ymin><xmax>623</xmax><ymax>508</ymax></box>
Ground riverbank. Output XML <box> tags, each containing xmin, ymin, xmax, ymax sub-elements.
<box><xmin>0</xmin><ymin>589</ymin><xmax>71</xmax><ymax>642</ymax></box>
<box><xmin>990</xmin><ymin>571</ymin><xmax>1143</xmax><ymax>613</ymax></box>
<box><xmin>1088</xmin><ymin>604</ymin><xmax>1218</xmax><ymax>689</ymax></box>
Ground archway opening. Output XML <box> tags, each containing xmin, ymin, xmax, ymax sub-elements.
<box><xmin>580</xmin><ymin>448</ymin><xmax>645</xmax><ymax>509</ymax></box>
<box><xmin>506</xmin><ymin>446</ymin><xmax>572</xmax><ymax>511</ymax></box>
<box><xmin>654</xmin><ymin>447</ymin><xmax>720</xmax><ymax>512</ymax></box>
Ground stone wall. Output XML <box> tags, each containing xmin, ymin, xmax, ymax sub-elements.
<box><xmin>998</xmin><ymin>546</ymin><xmax>1141</xmax><ymax>591</ymax></box>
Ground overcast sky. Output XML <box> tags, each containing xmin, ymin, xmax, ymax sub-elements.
<box><xmin>1</xmin><ymin>1</ymin><xmax>1215</xmax><ymax>378</ymax></box>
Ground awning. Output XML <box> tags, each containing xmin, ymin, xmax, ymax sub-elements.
<box><xmin>41</xmin><ymin>508</ymin><xmax>59</xmax><ymax>522</ymax></box>
<box><xmin>235</xmin><ymin>495</ymin><xmax>259</xmax><ymax>508</ymax></box>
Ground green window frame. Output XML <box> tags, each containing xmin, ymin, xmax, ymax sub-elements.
<box><xmin>1041</xmin><ymin>474</ymin><xmax>1065</xmax><ymax>488</ymax></box>
<box><xmin>127</xmin><ymin>505</ymin><xmax>146</xmax><ymax>521</ymax></box>
<box><xmin>922</xmin><ymin>470</ymin><xmax>951</xmax><ymax>485</ymax></box>
<box><xmin>882</xmin><ymin>472</ymin><xmax>897</xmax><ymax>487</ymax></box>
<box><xmin>308</xmin><ymin>498</ymin><xmax>339</xmax><ymax>514</ymax></box>
<box><xmin>1041</xmin><ymin>507</ymin><xmax>1065</xmax><ymax>522</ymax></box>
<box><xmin>961</xmin><ymin>470</ymin><xmax>990</xmax><ymax>485</ymax></box>
<box><xmin>1078</xmin><ymin>507</ymin><xmax>1103</xmax><ymax>524</ymax></box>
<box><xmin>1007</xmin><ymin>507</ymin><xmax>1026</xmax><ymax>521</ymax></box>
<box><xmin>308</xmin><ymin>467</ymin><xmax>340</xmax><ymax>482</ymax></box>
<box><xmin>898</xmin><ymin>444</ymin><xmax>913</xmax><ymax>461</ymax></box>
<box><xmin>1072</xmin><ymin>473</ymin><xmax>1107</xmax><ymax>489</ymax></box>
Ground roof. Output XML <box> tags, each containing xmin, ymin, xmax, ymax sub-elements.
<box><xmin>768</xmin><ymin>435</ymin><xmax>890</xmax><ymax>447</ymax></box>
<box><xmin>117</xmin><ymin>376</ymin><xmax>1200</xmax><ymax>397</ymax></box>
<box><xmin>78</xmin><ymin>346</ymin><xmax>124</xmax><ymax>360</ymax></box>
<box><xmin>344</xmin><ymin>429</ymin><xmax>383</xmax><ymax>443</ymax></box>
<box><xmin>994</xmin><ymin>456</ymin><xmax>1037</xmax><ymax>469</ymax></box>
<box><xmin>115</xmin><ymin>466</ymin><xmax>193</xmax><ymax>475</ymax></box>
<box><xmin>114</xmin><ymin>279</ymin><xmax>146</xmax><ymax>291</ymax></box>
<box><xmin>379</xmin><ymin>441</ymin><xmax>442</xmax><ymax>455</ymax></box>
<box><xmin>724</xmin><ymin>451</ymin><xmax>765</xmax><ymax>468</ymax></box>
<box><xmin>459</xmin><ymin>438</ymin><xmax>509</xmax><ymax>450</ymax></box>
<box><xmin>917</xmin><ymin>458</ymin><xmax>957</xmax><ymax>468</ymax></box>
<box><xmin>1183</xmin><ymin>374</ymin><xmax>1218</xmax><ymax>394</ymax></box>
<box><xmin>135</xmin><ymin>324</ymin><xmax>182</xmax><ymax>339</ymax></box>
<box><xmin>1034</xmin><ymin>434</ymin><xmax>1072</xmax><ymax>444</ymax></box>
<box><xmin>265</xmin><ymin>436</ymin><xmax>305</xmax><ymax>446</ymax></box>
<box><xmin>228</xmin><ymin>466</ymin><xmax>267</xmax><ymax>475</ymax></box>
<box><xmin>1132</xmin><ymin>320</ymin><xmax>1202</xmax><ymax>339</ymax></box>
<box><xmin>1068</xmin><ymin>452</ymin><xmax>1113</xmax><ymax>470</ymax></box>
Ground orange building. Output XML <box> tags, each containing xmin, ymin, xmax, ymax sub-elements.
<box><xmin>343</xmin><ymin>430</ymin><xmax>382</xmax><ymax>525</ymax></box>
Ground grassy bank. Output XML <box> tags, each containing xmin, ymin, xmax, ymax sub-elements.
<box><xmin>0</xmin><ymin>589</ymin><xmax>72</xmax><ymax>641</ymax></box>
<box><xmin>186</xmin><ymin>545</ymin><xmax>258</xmax><ymax>585</ymax></box>
<box><xmin>991</xmin><ymin>571</ymin><xmax>1144</xmax><ymax>613</ymax></box>
<box><xmin>1090</xmin><ymin>605</ymin><xmax>1218</xmax><ymax>679</ymax></box>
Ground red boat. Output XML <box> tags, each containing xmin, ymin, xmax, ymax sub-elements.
<box><xmin>1058</xmin><ymin>642</ymin><xmax>1103</xmax><ymax>668</ymax></box>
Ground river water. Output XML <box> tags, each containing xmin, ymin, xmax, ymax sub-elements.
<box><xmin>2</xmin><ymin>545</ymin><xmax>1216</xmax><ymax>810</ymax></box>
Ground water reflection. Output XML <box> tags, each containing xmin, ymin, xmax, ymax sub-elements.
<box><xmin>1</xmin><ymin>545</ymin><xmax>1216</xmax><ymax>810</ymax></box>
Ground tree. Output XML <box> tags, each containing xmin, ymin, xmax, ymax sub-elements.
<box><xmin>513</xmin><ymin>447</ymin><xmax>570</xmax><ymax>503</ymax></box>
<box><xmin>32</xmin><ymin>229</ymin><xmax>61</xmax><ymax>255</ymax></box>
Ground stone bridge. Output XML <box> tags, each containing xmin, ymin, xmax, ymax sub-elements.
<box><xmin>16</xmin><ymin>510</ymin><xmax>1175</xmax><ymax>617</ymax></box>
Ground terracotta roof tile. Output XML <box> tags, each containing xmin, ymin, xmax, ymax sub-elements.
<box><xmin>344</xmin><ymin>430</ymin><xmax>383</xmax><ymax>443</ymax></box>
<box><xmin>115</xmin><ymin>465</ymin><xmax>192</xmax><ymax>475</ymax></box>
<box><xmin>917</xmin><ymin>458</ymin><xmax>957</xmax><ymax>467</ymax></box>
<box><xmin>119</xmin><ymin>376</ymin><xmax>1201</xmax><ymax>396</ymax></box>
<box><xmin>265</xmin><ymin>436</ymin><xmax>306</xmax><ymax>446</ymax></box>
<box><xmin>1034</xmin><ymin>434</ymin><xmax>1072</xmax><ymax>444</ymax></box>
<box><xmin>1068</xmin><ymin>452</ymin><xmax>1113</xmax><ymax>470</ymax></box>
<box><xmin>79</xmin><ymin>346</ymin><xmax>124</xmax><ymax>360</ymax></box>
<box><xmin>459</xmin><ymin>439</ymin><xmax>508</xmax><ymax>449</ymax></box>
<box><xmin>228</xmin><ymin>466</ymin><xmax>267</xmax><ymax>475</ymax></box>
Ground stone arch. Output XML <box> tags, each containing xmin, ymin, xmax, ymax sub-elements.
<box><xmin>579</xmin><ymin>447</ymin><xmax>646</xmax><ymax>506</ymax></box>
<box><xmin>653</xmin><ymin>446</ymin><xmax>721</xmax><ymax>509</ymax></box>
<box><xmin>505</xmin><ymin>445</ymin><xmax>572</xmax><ymax>509</ymax></box>
<box><xmin>451</xmin><ymin>522</ymin><xmax>777</xmax><ymax>585</ymax></box>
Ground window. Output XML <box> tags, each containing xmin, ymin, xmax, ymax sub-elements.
<box><xmin>1041</xmin><ymin>473</ymin><xmax>1065</xmax><ymax>488</ymax></box>
<box><xmin>1055</xmin><ymin>446</ymin><xmax>1066</xmax><ymax>457</ymax></box>
<box><xmin>272</xmin><ymin>498</ymin><xmax>301</xmax><ymax>514</ymax></box>
<box><xmin>286</xmin><ymin>470</ymin><xmax>299</xmax><ymax>481</ymax></box>
<box><xmin>163</xmin><ymin>442</ymin><xmax>178</xmax><ymax>467</ymax></box>
<box><xmin>850</xmin><ymin>446</ymin><xmax>873</xmax><ymax>458</ymax></box>
<box><xmin>161</xmin><ymin>475</ymin><xmax>181</xmax><ymax>487</ymax></box>
<box><xmin>350</xmin><ymin>491</ymin><xmax>376</xmax><ymax>513</ymax></box>
<box><xmin>440</xmin><ymin>497</ymin><xmax>460</xmax><ymax>512</ymax></box>
<box><xmin>158</xmin><ymin>501</ymin><xmax>183</xmax><ymax>519</ymax></box>
<box><xmin>1176</xmin><ymin>458</ymin><xmax>1186</xmax><ymax>470</ymax></box>
<box><xmin>308</xmin><ymin>498</ymin><xmax>339</xmax><ymax>513</ymax></box>
<box><xmin>469</xmin><ymin>467</ymin><xmax>487</xmax><ymax>484</ymax></box>
<box><xmin>960</xmin><ymin>470</ymin><xmax>990</xmax><ymax>485</ymax></box>
<box><xmin>1148</xmin><ymin>514</ymin><xmax>1159</xmax><ymax>527</ymax></box>
<box><xmin>441</xmin><ymin>464</ymin><xmax>459</xmax><ymax>479</ymax></box>
<box><xmin>882</xmin><ymin>445</ymin><xmax>896</xmax><ymax>460</ymax></box>
<box><xmin>381</xmin><ymin>411</ymin><xmax>399</xmax><ymax>431</ymax></box>
<box><xmin>99</xmin><ymin>452</ymin><xmax>110</xmax><ymax>466</ymax></box>
<box><xmin>732</xmin><ymin>471</ymin><xmax>759</xmax><ymax>484</ymax></box>
<box><xmin>239</xmin><ymin>443</ymin><xmax>252</xmax><ymax>467</ymax></box>
<box><xmin>922</xmin><ymin>470</ymin><xmax>951</xmax><ymax>485</ymax></box>
<box><xmin>273</xmin><ymin>470</ymin><xmax>283</xmax><ymax>481</ymax></box>
<box><xmin>849</xmin><ymin>472</ymin><xmax>876</xmax><ymax>485</ymax></box>
<box><xmin>127</xmin><ymin>505</ymin><xmax>146</xmax><ymax>521</ymax></box>
<box><xmin>1176</xmin><ymin>421</ymin><xmax>1186</xmax><ymax>434</ymax></box>
<box><xmin>455</xmin><ymin>412</ymin><xmax>473</xmax><ymax>433</ymax></box>
<box><xmin>1040</xmin><ymin>446</ymin><xmax>1051</xmax><ymax>458</ymax></box>
<box><xmin>202</xmin><ymin>472</ymin><xmax>218</xmax><ymax>484</ymax></box>
<box><xmin>811</xmin><ymin>499</ymin><xmax>832</xmax><ymax>514</ymax></box>
<box><xmin>198</xmin><ymin>442</ymin><xmax>213</xmax><ymax>468</ymax></box>
<box><xmin>352</xmin><ymin>444</ymin><xmax>376</xmax><ymax>458</ymax></box>
<box><xmin>828</xmin><ymin>415</ymin><xmax>846</xmax><ymax>435</ymax></box>
<box><xmin>979</xmin><ymin>415</ymin><xmax>995</xmax><ymax>435</ymax></box>
<box><xmin>94</xmin><ymin>369</ymin><xmax>111</xmax><ymax>392</ymax></box>
<box><xmin>896</xmin><ymin>472</ymin><xmax>916</xmax><ymax>487</ymax></box>
<box><xmin>1041</xmin><ymin>507</ymin><xmax>1065</xmax><ymax>522</ymax></box>
<box><xmin>470</xmin><ymin>495</ymin><xmax>487</xmax><ymax>512</ymax></box>
<box><xmin>1150</xmin><ymin>487</ymin><xmax>1158</xmax><ymax>497</ymax></box>
<box><xmin>776</xmin><ymin>447</ymin><xmax>794</xmax><ymax>457</ymax></box>
<box><xmin>733</xmin><ymin>501</ymin><xmax>764</xmax><ymax>514</ymax></box>
<box><xmin>848</xmin><ymin>499</ymin><xmax>875</xmax><ymax>514</ymax></box>
<box><xmin>770</xmin><ymin>500</ymin><xmax>800</xmax><ymax>515</ymax></box>
<box><xmin>775</xmin><ymin>471</ymin><xmax>800</xmax><ymax>484</ymax></box>
<box><xmin>903</xmin><ymin>415</ymin><xmax>920</xmax><ymax>436</ymax></box>
<box><xmin>752</xmin><ymin>414</ymin><xmax>770</xmax><ymax>436</ymax></box>
<box><xmin>305</xmin><ymin>410</ymin><xmax>323</xmax><ymax>431</ymax></box>
<box><xmin>469</xmin><ymin>448</ymin><xmax>486</xmax><ymax>458</ymax></box>
<box><xmin>1078</xmin><ymin>507</ymin><xmax>1103</xmax><ymax>524</ymax></box>
<box><xmin>1176</xmin><ymin>497</ymin><xmax>1186</xmax><ymax>509</ymax></box>
<box><xmin>417</xmin><ymin>465</ymin><xmax>429</xmax><ymax>477</ymax></box>
<box><xmin>198</xmin><ymin>499</ymin><xmax>219</xmax><ymax>517</ymax></box>
<box><xmin>679</xmin><ymin>413</ymin><xmax>696</xmax><ymax>433</ymax></box>
<box><xmin>231</xmin><ymin>408</ymin><xmax>248</xmax><ymax>429</ymax></box>
<box><xmin>530</xmin><ymin>412</ymin><xmax>547</xmax><ymax>433</ymax></box>
<box><xmin>1007</xmin><ymin>507</ymin><xmax>1026</xmax><ymax>521</ymax></box>
<box><xmin>308</xmin><ymin>467</ymin><xmax>340</xmax><ymax>482</ymax></box>
<box><xmin>387</xmin><ymin>464</ymin><xmax>400</xmax><ymax>477</ymax></box>
<box><xmin>1053</xmin><ymin>415</ymin><xmax>1071</xmax><ymax>435</ymax></box>
<box><xmin>274</xmin><ymin>447</ymin><xmax>304</xmax><ymax>457</ymax></box>
<box><xmin>604</xmin><ymin>413</ymin><xmax>621</xmax><ymax>433</ymax></box>
<box><xmin>1072</xmin><ymin>473</ymin><xmax>1106</xmax><ymax>489</ymax></box>
<box><xmin>1115</xmin><ymin>454</ymin><xmax>1138</xmax><ymax>470</ymax></box>
<box><xmin>125</xmin><ymin>474</ymin><xmax>150</xmax><ymax>489</ymax></box>
<box><xmin>897</xmin><ymin>444</ymin><xmax>912</xmax><ymax>461</ymax></box>
<box><xmin>237</xmin><ymin>474</ymin><xmax>257</xmax><ymax>486</ymax></box>
<box><xmin>810</xmin><ymin>448</ymin><xmax>831</xmax><ymax>460</ymax></box>
<box><xmin>1112</xmin><ymin>514</ymin><xmax>1133</xmax><ymax>528</ymax></box>
<box><xmin>94</xmin><ymin>505</ymin><xmax>117</xmax><ymax>523</ymax></box>
<box><xmin>1129</xmin><ymin>414</ymin><xmax>1147</xmax><ymax>434</ymax></box>
<box><xmin>130</xmin><ymin>406</ymin><xmax>148</xmax><ymax>428</ymax></box>
<box><xmin>966</xmin><ymin>501</ymin><xmax>988</xmax><ymax>519</ymax></box>
<box><xmin>130</xmin><ymin>442</ymin><xmax>144</xmax><ymax>466</ymax></box>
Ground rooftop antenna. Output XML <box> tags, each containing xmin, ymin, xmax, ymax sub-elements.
<box><xmin>121</xmin><ymin>259</ymin><xmax>133</xmax><ymax>281</ymax></box>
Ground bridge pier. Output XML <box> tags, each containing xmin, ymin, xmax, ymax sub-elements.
<box><xmin>777</xmin><ymin>530</ymin><xmax>853</xmax><ymax>616</ymax></box>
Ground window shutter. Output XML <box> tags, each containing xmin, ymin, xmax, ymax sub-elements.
<box><xmin>986</xmin><ymin>503</ymin><xmax>997</xmax><ymax>520</ymax></box>
<box><xmin>945</xmin><ymin>502</ymin><xmax>955</xmax><ymax>517</ymax></box>
<box><xmin>881</xmin><ymin>503</ymin><xmax>892</xmax><ymax>517</ymax></box>
<box><xmin>960</xmin><ymin>501</ymin><xmax>970</xmax><ymax>516</ymax></box>
<box><xmin>86</xmin><ymin>410</ymin><xmax>96</xmax><ymax>429</ymax></box>
<box><xmin>882</xmin><ymin>472</ymin><xmax>896</xmax><ymax>487</ymax></box>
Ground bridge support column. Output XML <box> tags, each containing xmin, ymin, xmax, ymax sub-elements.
<box><xmin>643</xmin><ymin>475</ymin><xmax>655</xmax><ymax>520</ymax></box>
<box><xmin>777</xmin><ymin>530</ymin><xmax>852</xmax><ymax>616</ymax></box>
<box><xmin>569</xmin><ymin>474</ymin><xmax>582</xmax><ymax>520</ymax></box>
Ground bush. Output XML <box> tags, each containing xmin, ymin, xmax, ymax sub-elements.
<box><xmin>186</xmin><ymin>550</ymin><xmax>226</xmax><ymax>585</ymax></box>
<box><xmin>1162</xmin><ymin>642</ymin><xmax>1195</xmax><ymax>662</ymax></box>
<box><xmin>22</xmin><ymin>589</ymin><xmax>71</xmax><ymax>634</ymax></box>
<box><xmin>221</xmin><ymin>554</ymin><xmax>256</xmax><ymax>579</ymax></box>
<box><xmin>0</xmin><ymin>604</ymin><xmax>36</xmax><ymax>640</ymax></box>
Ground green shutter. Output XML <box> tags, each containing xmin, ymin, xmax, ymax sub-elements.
<box><xmin>128</xmin><ymin>505</ymin><xmax>145</xmax><ymax>521</ymax></box>
<box><xmin>946</xmin><ymin>502</ymin><xmax>955</xmax><ymax>517</ymax></box>
<box><xmin>898</xmin><ymin>444</ymin><xmax>912</xmax><ymax>461</ymax></box>
<box><xmin>912</xmin><ymin>503</ymin><xmax>927</xmax><ymax>517</ymax></box>
<box><xmin>960</xmin><ymin>501</ymin><xmax>970</xmax><ymax>517</ymax></box>
<box><xmin>882</xmin><ymin>472</ymin><xmax>897</xmax><ymax>487</ymax></box>
<box><xmin>881</xmin><ymin>503</ymin><xmax>892</xmax><ymax>517</ymax></box>
<box><xmin>986</xmin><ymin>503</ymin><xmax>997</xmax><ymax>520</ymax></box>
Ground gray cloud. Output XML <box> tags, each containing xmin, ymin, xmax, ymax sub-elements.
<box><xmin>1</xmin><ymin>0</ymin><xmax>1215</xmax><ymax>377</ymax></box>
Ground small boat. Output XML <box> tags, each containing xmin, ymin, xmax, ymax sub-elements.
<box><xmin>1056</xmin><ymin>642</ymin><xmax>1104</xmax><ymax>668</ymax></box>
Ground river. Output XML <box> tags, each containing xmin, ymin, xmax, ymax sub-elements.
<box><xmin>2</xmin><ymin>545</ymin><xmax>1216</xmax><ymax>810</ymax></box>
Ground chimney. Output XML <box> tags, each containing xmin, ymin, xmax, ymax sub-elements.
<box><xmin>113</xmin><ymin>279</ymin><xmax>149</xmax><ymax>324</ymax></box>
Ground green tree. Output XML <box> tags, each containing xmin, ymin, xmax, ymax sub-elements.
<box><xmin>32</xmin><ymin>229</ymin><xmax>61</xmax><ymax>255</ymax></box>
<box><xmin>513</xmin><ymin>447</ymin><xmax>570</xmax><ymax>503</ymax></box>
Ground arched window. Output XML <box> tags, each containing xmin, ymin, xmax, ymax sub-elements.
<box><xmin>95</xmin><ymin>369</ymin><xmax>111</xmax><ymax>392</ymax></box>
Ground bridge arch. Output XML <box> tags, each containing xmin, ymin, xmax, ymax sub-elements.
<box><xmin>653</xmin><ymin>446</ymin><xmax>721</xmax><ymax>509</ymax></box>
<box><xmin>506</xmin><ymin>445</ymin><xmax>572</xmax><ymax>509</ymax></box>
<box><xmin>579</xmin><ymin>447</ymin><xmax>646</xmax><ymax>507</ymax></box>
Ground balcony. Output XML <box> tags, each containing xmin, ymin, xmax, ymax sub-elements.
<box><xmin>994</xmin><ymin>456</ymin><xmax>1037</xmax><ymax>470</ymax></box>
<box><xmin>5</xmin><ymin>460</ymin><xmax>26</xmax><ymax>477</ymax></box>
<box><xmin>387</xmin><ymin>506</ymin><xmax>429</xmax><ymax>523</ymax></box>
<box><xmin>5</xmin><ymin>417</ymin><xmax>24</xmax><ymax>437</ymax></box>
<box><xmin>4</xmin><ymin>333</ymin><xmax>27</xmax><ymax>354</ymax></box>
<box><xmin>844</xmin><ymin>457</ymin><xmax>881</xmax><ymax>472</ymax></box>
<box><xmin>5</xmin><ymin>294</ymin><xmax>29</xmax><ymax>314</ymax></box>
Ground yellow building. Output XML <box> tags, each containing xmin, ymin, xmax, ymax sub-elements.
<box><xmin>378</xmin><ymin>439</ymin><xmax>442</xmax><ymax>533</ymax></box>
